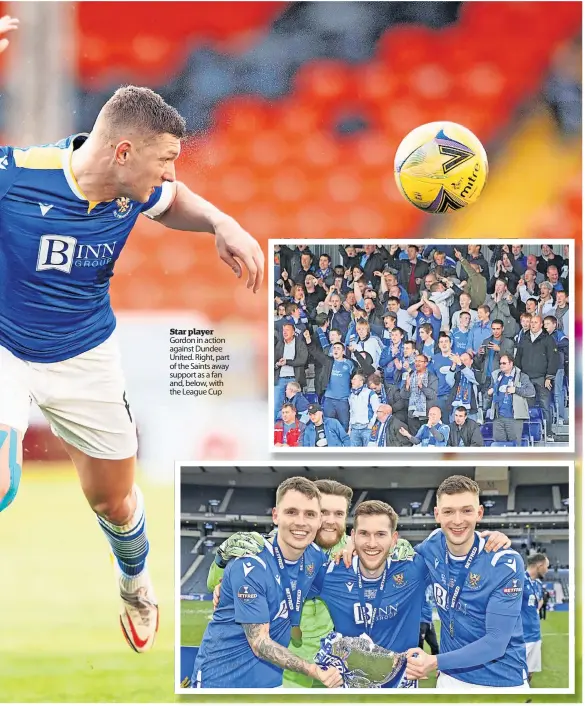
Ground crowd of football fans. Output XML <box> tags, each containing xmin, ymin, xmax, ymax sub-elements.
<box><xmin>274</xmin><ymin>243</ymin><xmax>570</xmax><ymax>448</ymax></box>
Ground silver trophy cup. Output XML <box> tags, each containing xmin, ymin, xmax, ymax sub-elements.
<box><xmin>316</xmin><ymin>632</ymin><xmax>406</xmax><ymax>688</ymax></box>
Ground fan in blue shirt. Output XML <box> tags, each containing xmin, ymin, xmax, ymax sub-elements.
<box><xmin>405</xmin><ymin>475</ymin><xmax>529</xmax><ymax>690</ymax></box>
<box><xmin>192</xmin><ymin>477</ymin><xmax>341</xmax><ymax>689</ymax></box>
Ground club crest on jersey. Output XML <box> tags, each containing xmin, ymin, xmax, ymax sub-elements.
<box><xmin>237</xmin><ymin>585</ymin><xmax>258</xmax><ymax>602</ymax></box>
<box><xmin>392</xmin><ymin>573</ymin><xmax>406</xmax><ymax>587</ymax></box>
<box><xmin>503</xmin><ymin>578</ymin><xmax>522</xmax><ymax>595</ymax></box>
<box><xmin>306</xmin><ymin>563</ymin><xmax>315</xmax><ymax>577</ymax></box>
<box><xmin>467</xmin><ymin>573</ymin><xmax>481</xmax><ymax>589</ymax></box>
<box><xmin>113</xmin><ymin>197</ymin><xmax>133</xmax><ymax>219</ymax></box>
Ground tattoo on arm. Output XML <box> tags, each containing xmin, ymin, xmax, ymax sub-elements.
<box><xmin>242</xmin><ymin>623</ymin><xmax>315</xmax><ymax>677</ymax></box>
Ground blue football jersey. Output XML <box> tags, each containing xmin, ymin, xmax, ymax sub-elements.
<box><xmin>193</xmin><ymin>540</ymin><xmax>327</xmax><ymax>688</ymax></box>
<box><xmin>421</xmin><ymin>585</ymin><xmax>434</xmax><ymax>623</ymax></box>
<box><xmin>0</xmin><ymin>136</ymin><xmax>173</xmax><ymax>362</ymax></box>
<box><xmin>416</xmin><ymin>530</ymin><xmax>528</xmax><ymax>687</ymax></box>
<box><xmin>521</xmin><ymin>571</ymin><xmax>542</xmax><ymax>643</ymax></box>
<box><xmin>317</xmin><ymin>554</ymin><xmax>428</xmax><ymax>655</ymax></box>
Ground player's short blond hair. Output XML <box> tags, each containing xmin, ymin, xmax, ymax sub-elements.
<box><xmin>276</xmin><ymin>476</ymin><xmax>320</xmax><ymax>506</ymax></box>
<box><xmin>314</xmin><ymin>479</ymin><xmax>353</xmax><ymax>509</ymax></box>
<box><xmin>101</xmin><ymin>86</ymin><xmax>187</xmax><ymax>139</ymax></box>
<box><xmin>437</xmin><ymin>475</ymin><xmax>480</xmax><ymax>499</ymax></box>
<box><xmin>354</xmin><ymin>500</ymin><xmax>398</xmax><ymax>532</ymax></box>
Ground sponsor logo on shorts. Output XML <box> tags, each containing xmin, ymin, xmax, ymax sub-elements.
<box><xmin>237</xmin><ymin>585</ymin><xmax>258</xmax><ymax>602</ymax></box>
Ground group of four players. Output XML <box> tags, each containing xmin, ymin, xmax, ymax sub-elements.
<box><xmin>192</xmin><ymin>474</ymin><xmax>545</xmax><ymax>690</ymax></box>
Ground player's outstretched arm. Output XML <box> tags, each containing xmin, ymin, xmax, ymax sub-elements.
<box><xmin>242</xmin><ymin>623</ymin><xmax>342</xmax><ymax>688</ymax></box>
<box><xmin>207</xmin><ymin>562</ymin><xmax>224</xmax><ymax>593</ymax></box>
<box><xmin>155</xmin><ymin>182</ymin><xmax>264</xmax><ymax>292</ymax></box>
<box><xmin>214</xmin><ymin>531</ymin><xmax>266</xmax><ymax>568</ymax></box>
<box><xmin>0</xmin><ymin>15</ymin><xmax>18</xmax><ymax>53</ymax></box>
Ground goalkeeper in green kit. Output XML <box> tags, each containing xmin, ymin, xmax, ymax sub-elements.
<box><xmin>207</xmin><ymin>479</ymin><xmax>414</xmax><ymax>688</ymax></box>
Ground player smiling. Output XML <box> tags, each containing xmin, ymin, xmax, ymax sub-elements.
<box><xmin>192</xmin><ymin>477</ymin><xmax>342</xmax><ymax>689</ymax></box>
<box><xmin>208</xmin><ymin>479</ymin><xmax>353</xmax><ymax>688</ymax></box>
<box><xmin>406</xmin><ymin>475</ymin><xmax>529</xmax><ymax>690</ymax></box>
<box><xmin>0</xmin><ymin>72</ymin><xmax>263</xmax><ymax>652</ymax></box>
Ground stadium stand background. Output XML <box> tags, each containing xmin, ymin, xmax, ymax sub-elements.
<box><xmin>179</xmin><ymin>464</ymin><xmax>571</xmax><ymax>687</ymax></box>
<box><xmin>7</xmin><ymin>1</ymin><xmax>579</xmax><ymax>466</ymax></box>
<box><xmin>180</xmin><ymin>464</ymin><xmax>571</xmax><ymax>597</ymax></box>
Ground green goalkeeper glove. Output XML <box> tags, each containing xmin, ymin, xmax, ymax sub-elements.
<box><xmin>215</xmin><ymin>531</ymin><xmax>265</xmax><ymax>568</ymax></box>
<box><xmin>391</xmin><ymin>538</ymin><xmax>415</xmax><ymax>561</ymax></box>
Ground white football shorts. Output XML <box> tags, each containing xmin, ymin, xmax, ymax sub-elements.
<box><xmin>436</xmin><ymin>672</ymin><xmax>530</xmax><ymax>690</ymax></box>
<box><xmin>525</xmin><ymin>640</ymin><xmax>542</xmax><ymax>672</ymax></box>
<box><xmin>0</xmin><ymin>332</ymin><xmax>137</xmax><ymax>459</ymax></box>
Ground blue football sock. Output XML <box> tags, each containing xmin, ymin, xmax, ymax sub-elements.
<box><xmin>97</xmin><ymin>485</ymin><xmax>149</xmax><ymax>577</ymax></box>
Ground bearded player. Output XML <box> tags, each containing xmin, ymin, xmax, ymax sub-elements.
<box><xmin>522</xmin><ymin>552</ymin><xmax>549</xmax><ymax>681</ymax></box>
<box><xmin>212</xmin><ymin>487</ymin><xmax>511</xmax><ymax>688</ymax></box>
<box><xmin>0</xmin><ymin>73</ymin><xmax>264</xmax><ymax>652</ymax></box>
<box><xmin>209</xmin><ymin>479</ymin><xmax>354</xmax><ymax>687</ymax></box>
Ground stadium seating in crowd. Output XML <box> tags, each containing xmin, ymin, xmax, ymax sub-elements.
<box><xmin>180</xmin><ymin>481</ymin><xmax>570</xmax><ymax>595</ymax></box>
<box><xmin>181</xmin><ymin>552</ymin><xmax>216</xmax><ymax>595</ymax></box>
<box><xmin>61</xmin><ymin>2</ymin><xmax>580</xmax><ymax>315</ymax></box>
<box><xmin>274</xmin><ymin>242</ymin><xmax>570</xmax><ymax>448</ymax></box>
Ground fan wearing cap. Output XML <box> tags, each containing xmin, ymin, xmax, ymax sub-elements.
<box><xmin>302</xmin><ymin>403</ymin><xmax>350</xmax><ymax>448</ymax></box>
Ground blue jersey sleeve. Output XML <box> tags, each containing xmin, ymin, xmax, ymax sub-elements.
<box><xmin>0</xmin><ymin>146</ymin><xmax>20</xmax><ymax>201</ymax></box>
<box><xmin>413</xmin><ymin>529</ymin><xmax>441</xmax><ymax>562</ymax></box>
<box><xmin>228</xmin><ymin>557</ymin><xmax>271</xmax><ymax>625</ymax></box>
<box><xmin>141</xmin><ymin>181</ymin><xmax>175</xmax><ymax>219</ymax></box>
<box><xmin>486</xmin><ymin>551</ymin><xmax>526</xmax><ymax>617</ymax></box>
<box><xmin>436</xmin><ymin>552</ymin><xmax>525</xmax><ymax>672</ymax></box>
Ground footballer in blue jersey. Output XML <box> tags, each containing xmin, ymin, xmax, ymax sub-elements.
<box><xmin>0</xmin><ymin>79</ymin><xmax>263</xmax><ymax>652</ymax></box>
<box><xmin>315</xmin><ymin>500</ymin><xmax>429</xmax><ymax>688</ymax></box>
<box><xmin>419</xmin><ymin>585</ymin><xmax>439</xmax><ymax>655</ymax></box>
<box><xmin>406</xmin><ymin>475</ymin><xmax>529</xmax><ymax>690</ymax></box>
<box><xmin>193</xmin><ymin>477</ymin><xmax>342</xmax><ymax>689</ymax></box>
<box><xmin>522</xmin><ymin>553</ymin><xmax>549</xmax><ymax>679</ymax></box>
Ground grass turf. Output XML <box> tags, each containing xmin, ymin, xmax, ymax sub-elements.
<box><xmin>0</xmin><ymin>464</ymin><xmax>174</xmax><ymax>702</ymax></box>
<box><xmin>182</xmin><ymin>603</ymin><xmax>572</xmax><ymax>700</ymax></box>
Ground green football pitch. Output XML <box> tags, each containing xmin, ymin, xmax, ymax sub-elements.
<box><xmin>0</xmin><ymin>464</ymin><xmax>175</xmax><ymax>703</ymax></box>
<box><xmin>182</xmin><ymin>600</ymin><xmax>572</xmax><ymax>697</ymax></box>
<box><xmin>4</xmin><ymin>465</ymin><xmax>574</xmax><ymax>703</ymax></box>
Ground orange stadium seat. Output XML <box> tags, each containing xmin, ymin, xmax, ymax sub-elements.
<box><xmin>105</xmin><ymin>1</ymin><xmax>580</xmax><ymax>318</ymax></box>
<box><xmin>76</xmin><ymin>2</ymin><xmax>288</xmax><ymax>85</ymax></box>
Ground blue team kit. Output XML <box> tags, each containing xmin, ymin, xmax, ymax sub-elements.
<box><xmin>0</xmin><ymin>135</ymin><xmax>168</xmax><ymax>362</ymax></box>
<box><xmin>193</xmin><ymin>538</ymin><xmax>327</xmax><ymax>688</ymax></box>
<box><xmin>416</xmin><ymin>529</ymin><xmax>528</xmax><ymax>687</ymax></box>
